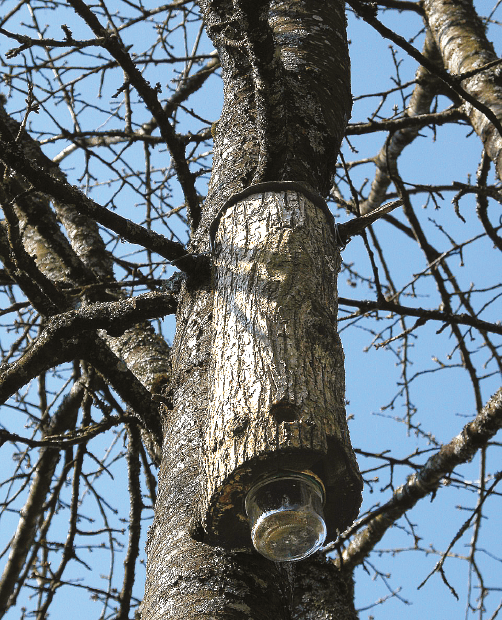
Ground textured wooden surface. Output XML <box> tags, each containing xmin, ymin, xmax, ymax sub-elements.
<box><xmin>205</xmin><ymin>190</ymin><xmax>362</xmax><ymax>546</ymax></box>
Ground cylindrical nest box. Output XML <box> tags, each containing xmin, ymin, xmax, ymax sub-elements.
<box><xmin>204</xmin><ymin>187</ymin><xmax>362</xmax><ymax>554</ymax></box>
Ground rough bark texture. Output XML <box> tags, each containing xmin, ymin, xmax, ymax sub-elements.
<box><xmin>292</xmin><ymin>560</ymin><xmax>358</xmax><ymax>620</ymax></box>
<box><xmin>53</xmin><ymin>202</ymin><xmax>114</xmax><ymax>281</ymax></box>
<box><xmin>424</xmin><ymin>0</ymin><xmax>502</xmax><ymax>181</ymax></box>
<box><xmin>143</xmin><ymin>0</ymin><xmax>360</xmax><ymax>617</ymax></box>
<box><xmin>0</xmin><ymin>102</ymin><xmax>170</xmax><ymax>444</ymax></box>
<box><xmin>205</xmin><ymin>189</ymin><xmax>361</xmax><ymax>548</ymax></box>
<box><xmin>193</xmin><ymin>0</ymin><xmax>351</xmax><ymax>250</ymax></box>
<box><xmin>143</xmin><ymin>284</ymin><xmax>292</xmax><ymax>620</ymax></box>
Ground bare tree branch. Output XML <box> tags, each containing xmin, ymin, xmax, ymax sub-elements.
<box><xmin>334</xmin><ymin>388</ymin><xmax>502</xmax><ymax>571</ymax></box>
<box><xmin>339</xmin><ymin>296</ymin><xmax>502</xmax><ymax>336</ymax></box>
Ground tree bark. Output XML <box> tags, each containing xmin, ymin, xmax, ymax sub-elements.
<box><xmin>205</xmin><ymin>188</ymin><xmax>360</xmax><ymax>548</ymax></box>
<box><xmin>142</xmin><ymin>284</ymin><xmax>292</xmax><ymax>620</ymax></box>
<box><xmin>293</xmin><ymin>560</ymin><xmax>357</xmax><ymax>620</ymax></box>
<box><xmin>143</xmin><ymin>0</ymin><xmax>361</xmax><ymax>618</ymax></box>
<box><xmin>424</xmin><ymin>0</ymin><xmax>502</xmax><ymax>181</ymax></box>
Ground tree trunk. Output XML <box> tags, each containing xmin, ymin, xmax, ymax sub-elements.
<box><xmin>205</xmin><ymin>187</ymin><xmax>360</xmax><ymax>549</ymax></box>
<box><xmin>143</xmin><ymin>1</ymin><xmax>361</xmax><ymax>617</ymax></box>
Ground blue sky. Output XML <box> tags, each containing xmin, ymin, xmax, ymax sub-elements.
<box><xmin>0</xmin><ymin>1</ymin><xmax>501</xmax><ymax>618</ymax></box>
